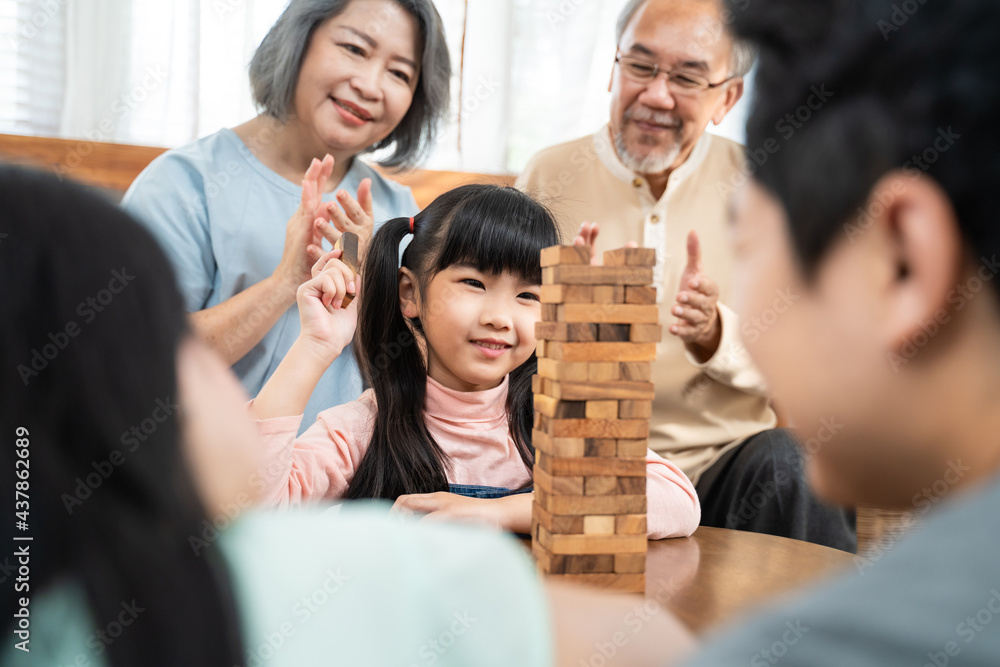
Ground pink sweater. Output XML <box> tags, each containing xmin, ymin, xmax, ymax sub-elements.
<box><xmin>253</xmin><ymin>375</ymin><xmax>700</xmax><ymax>539</ymax></box>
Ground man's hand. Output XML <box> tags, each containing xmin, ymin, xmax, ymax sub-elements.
<box><xmin>670</xmin><ymin>230</ymin><xmax>722</xmax><ymax>363</ymax></box>
<box><xmin>572</xmin><ymin>222</ymin><xmax>638</xmax><ymax>265</ymax></box>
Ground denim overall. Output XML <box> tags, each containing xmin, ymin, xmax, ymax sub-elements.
<box><xmin>448</xmin><ymin>483</ymin><xmax>534</xmax><ymax>499</ymax></box>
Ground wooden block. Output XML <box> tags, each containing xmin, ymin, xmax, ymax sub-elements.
<box><xmin>333</xmin><ymin>232</ymin><xmax>359</xmax><ymax>307</ymax></box>
<box><xmin>534</xmin><ymin>465</ymin><xmax>585</xmax><ymax>495</ymax></box>
<box><xmin>542</xmin><ymin>304</ymin><xmax>559</xmax><ymax>321</ymax></box>
<box><xmin>536</xmin><ymin>339</ymin><xmax>547</xmax><ymax>358</ymax></box>
<box><xmin>537</xmin><ymin>451</ymin><xmax>647</xmax><ymax>477</ymax></box>
<box><xmin>542</xmin><ymin>378</ymin><xmax>655</xmax><ymax>401</ymax></box>
<box><xmin>532</xmin><ymin>429</ymin><xmax>585</xmax><ymax>457</ymax></box>
<box><xmin>536</xmin><ymin>376</ymin><xmax>558</xmax><ymax>398</ymax></box>
<box><xmin>587</xmin><ymin>362</ymin><xmax>620</xmax><ymax>382</ymax></box>
<box><xmin>583</xmin><ymin>515</ymin><xmax>616</xmax><ymax>535</ymax></box>
<box><xmin>533</xmin><ymin>395</ymin><xmax>586</xmax><ymax>419</ymax></box>
<box><xmin>535</xmin><ymin>322</ymin><xmax>598</xmax><ymax>342</ymax></box>
<box><xmin>537</xmin><ymin>525</ymin><xmax>647</xmax><ymax>554</ymax></box>
<box><xmin>585</xmin><ymin>400</ymin><xmax>618</xmax><ymax>420</ymax></box>
<box><xmin>616</xmin><ymin>514</ymin><xmax>648</xmax><ymax>535</ymax></box>
<box><xmin>543</xmin><ymin>265</ymin><xmax>654</xmax><ymax>286</ymax></box>
<box><xmin>537</xmin><ymin>358</ymin><xmax>590</xmax><ymax>382</ymax></box>
<box><xmin>619</xmin><ymin>400</ymin><xmax>652</xmax><ymax>419</ymax></box>
<box><xmin>614</xmin><ymin>553</ymin><xmax>647</xmax><ymax>573</ymax></box>
<box><xmin>625</xmin><ymin>286</ymin><xmax>658</xmax><ymax>305</ymax></box>
<box><xmin>630</xmin><ymin>324</ymin><xmax>663</xmax><ymax>343</ymax></box>
<box><xmin>619</xmin><ymin>362</ymin><xmax>652</xmax><ymax>381</ymax></box>
<box><xmin>541</xmin><ymin>245</ymin><xmax>590</xmax><ymax>267</ymax></box>
<box><xmin>617</xmin><ymin>439</ymin><xmax>649</xmax><ymax>457</ymax></box>
<box><xmin>538</xmin><ymin>417</ymin><xmax>649</xmax><ymax>440</ymax></box>
<box><xmin>536</xmin><ymin>489</ymin><xmax>647</xmax><ymax>515</ymax></box>
<box><xmin>591</xmin><ymin>285</ymin><xmax>625</xmax><ymax>304</ymax></box>
<box><xmin>545</xmin><ymin>573</ymin><xmax>646</xmax><ymax>594</ymax></box>
<box><xmin>597</xmin><ymin>324</ymin><xmax>630</xmax><ymax>342</ymax></box>
<box><xmin>584</xmin><ymin>476</ymin><xmax>646</xmax><ymax>496</ymax></box>
<box><xmin>532</xmin><ymin>374</ymin><xmax>542</xmax><ymax>394</ymax></box>
<box><xmin>536</xmin><ymin>547</ymin><xmax>616</xmax><ymax>574</ymax></box>
<box><xmin>541</xmin><ymin>284</ymin><xmax>594</xmax><ymax>304</ymax></box>
<box><xmin>617</xmin><ymin>477</ymin><xmax>647</xmax><ymax>494</ymax></box>
<box><xmin>533</xmin><ymin>501</ymin><xmax>585</xmax><ymax>534</ymax></box>
<box><xmin>584</xmin><ymin>476</ymin><xmax>618</xmax><ymax>496</ymax></box>
<box><xmin>603</xmin><ymin>247</ymin><xmax>656</xmax><ymax>267</ymax></box>
<box><xmin>545</xmin><ymin>342</ymin><xmax>657</xmax><ymax>363</ymax></box>
<box><xmin>584</xmin><ymin>439</ymin><xmax>617</xmax><ymax>457</ymax></box>
<box><xmin>558</xmin><ymin>554</ymin><xmax>615</xmax><ymax>574</ymax></box>
<box><xmin>560</xmin><ymin>304</ymin><xmax>659</xmax><ymax>325</ymax></box>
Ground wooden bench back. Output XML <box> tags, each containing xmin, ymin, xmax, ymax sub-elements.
<box><xmin>0</xmin><ymin>133</ymin><xmax>513</xmax><ymax>208</ymax></box>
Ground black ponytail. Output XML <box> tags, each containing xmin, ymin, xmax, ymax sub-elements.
<box><xmin>346</xmin><ymin>216</ymin><xmax>450</xmax><ymax>500</ymax></box>
<box><xmin>346</xmin><ymin>185</ymin><xmax>560</xmax><ymax>501</ymax></box>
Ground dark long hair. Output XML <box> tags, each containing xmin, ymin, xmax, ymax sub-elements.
<box><xmin>345</xmin><ymin>185</ymin><xmax>560</xmax><ymax>500</ymax></box>
<box><xmin>0</xmin><ymin>168</ymin><xmax>244</xmax><ymax>665</ymax></box>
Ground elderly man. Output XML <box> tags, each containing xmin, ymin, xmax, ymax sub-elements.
<box><xmin>517</xmin><ymin>0</ymin><xmax>855</xmax><ymax>549</ymax></box>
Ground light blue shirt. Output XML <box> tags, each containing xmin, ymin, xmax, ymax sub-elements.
<box><xmin>122</xmin><ymin>129</ymin><xmax>419</xmax><ymax>430</ymax></box>
<box><xmin>4</xmin><ymin>505</ymin><xmax>553</xmax><ymax>666</ymax></box>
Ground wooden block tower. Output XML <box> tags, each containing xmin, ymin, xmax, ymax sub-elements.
<box><xmin>531</xmin><ymin>244</ymin><xmax>660</xmax><ymax>594</ymax></box>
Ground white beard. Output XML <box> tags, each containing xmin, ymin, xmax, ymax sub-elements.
<box><xmin>613</xmin><ymin>126</ymin><xmax>682</xmax><ymax>175</ymax></box>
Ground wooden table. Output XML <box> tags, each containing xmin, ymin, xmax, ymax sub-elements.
<box><xmin>530</xmin><ymin>526</ymin><xmax>854</xmax><ymax>634</ymax></box>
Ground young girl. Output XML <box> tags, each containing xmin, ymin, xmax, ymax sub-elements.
<box><xmin>252</xmin><ymin>184</ymin><xmax>700</xmax><ymax>538</ymax></box>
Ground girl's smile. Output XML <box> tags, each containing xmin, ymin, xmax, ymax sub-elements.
<box><xmin>401</xmin><ymin>265</ymin><xmax>541</xmax><ymax>393</ymax></box>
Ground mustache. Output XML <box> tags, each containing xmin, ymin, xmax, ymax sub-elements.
<box><xmin>624</xmin><ymin>106</ymin><xmax>682</xmax><ymax>128</ymax></box>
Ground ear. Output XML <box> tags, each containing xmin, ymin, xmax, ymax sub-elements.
<box><xmin>398</xmin><ymin>267</ymin><xmax>421</xmax><ymax>319</ymax></box>
<box><xmin>864</xmin><ymin>172</ymin><xmax>963</xmax><ymax>356</ymax></box>
<box><xmin>711</xmin><ymin>77</ymin><xmax>744</xmax><ymax>126</ymax></box>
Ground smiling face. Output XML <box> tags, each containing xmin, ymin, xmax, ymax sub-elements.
<box><xmin>400</xmin><ymin>266</ymin><xmax>541</xmax><ymax>392</ymax></box>
<box><xmin>292</xmin><ymin>0</ymin><xmax>420</xmax><ymax>155</ymax></box>
<box><xmin>611</xmin><ymin>0</ymin><xmax>741</xmax><ymax>175</ymax></box>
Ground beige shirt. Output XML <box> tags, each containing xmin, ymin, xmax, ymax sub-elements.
<box><xmin>517</xmin><ymin>126</ymin><xmax>776</xmax><ymax>483</ymax></box>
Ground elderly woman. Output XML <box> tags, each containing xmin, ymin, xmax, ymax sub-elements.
<box><xmin>123</xmin><ymin>0</ymin><xmax>450</xmax><ymax>428</ymax></box>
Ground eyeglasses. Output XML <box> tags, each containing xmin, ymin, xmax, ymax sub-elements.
<box><xmin>614</xmin><ymin>53</ymin><xmax>733</xmax><ymax>95</ymax></box>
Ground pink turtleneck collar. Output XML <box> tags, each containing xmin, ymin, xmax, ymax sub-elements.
<box><xmin>424</xmin><ymin>374</ymin><xmax>510</xmax><ymax>426</ymax></box>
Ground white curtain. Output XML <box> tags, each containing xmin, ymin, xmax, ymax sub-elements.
<box><xmin>1</xmin><ymin>0</ymin><xmax>750</xmax><ymax>173</ymax></box>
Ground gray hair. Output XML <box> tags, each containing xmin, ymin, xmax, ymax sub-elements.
<box><xmin>615</xmin><ymin>0</ymin><xmax>756</xmax><ymax>78</ymax></box>
<box><xmin>249</xmin><ymin>0</ymin><xmax>451</xmax><ymax>170</ymax></box>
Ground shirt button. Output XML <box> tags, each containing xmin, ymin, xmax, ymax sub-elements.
<box><xmin>650</xmin><ymin>214</ymin><xmax>660</xmax><ymax>223</ymax></box>
<box><xmin>632</xmin><ymin>178</ymin><xmax>643</xmax><ymax>188</ymax></box>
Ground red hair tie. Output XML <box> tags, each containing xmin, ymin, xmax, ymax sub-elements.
<box><xmin>408</xmin><ymin>216</ymin><xmax>415</xmax><ymax>233</ymax></box>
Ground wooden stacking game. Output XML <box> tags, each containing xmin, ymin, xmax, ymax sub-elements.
<box><xmin>531</xmin><ymin>244</ymin><xmax>660</xmax><ymax>594</ymax></box>
<box><xmin>334</xmin><ymin>231</ymin><xmax>359</xmax><ymax>307</ymax></box>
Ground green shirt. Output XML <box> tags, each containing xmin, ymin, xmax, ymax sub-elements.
<box><xmin>5</xmin><ymin>504</ymin><xmax>552</xmax><ymax>666</ymax></box>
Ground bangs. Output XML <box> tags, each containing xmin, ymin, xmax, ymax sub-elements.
<box><xmin>431</xmin><ymin>187</ymin><xmax>559</xmax><ymax>284</ymax></box>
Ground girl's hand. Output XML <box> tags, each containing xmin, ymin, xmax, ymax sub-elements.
<box><xmin>391</xmin><ymin>492</ymin><xmax>533</xmax><ymax>533</ymax></box>
<box><xmin>275</xmin><ymin>155</ymin><xmax>337</xmax><ymax>289</ymax></box>
<box><xmin>296</xmin><ymin>249</ymin><xmax>358</xmax><ymax>360</ymax></box>
<box><xmin>391</xmin><ymin>492</ymin><xmax>508</xmax><ymax>530</ymax></box>
<box><xmin>312</xmin><ymin>178</ymin><xmax>375</xmax><ymax>267</ymax></box>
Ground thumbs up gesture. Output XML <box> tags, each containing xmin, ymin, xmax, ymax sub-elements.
<box><xmin>670</xmin><ymin>231</ymin><xmax>721</xmax><ymax>362</ymax></box>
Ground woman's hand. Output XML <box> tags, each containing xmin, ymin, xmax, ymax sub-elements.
<box><xmin>295</xmin><ymin>249</ymin><xmax>358</xmax><ymax>361</ymax></box>
<box><xmin>275</xmin><ymin>155</ymin><xmax>337</xmax><ymax>289</ymax></box>
<box><xmin>312</xmin><ymin>178</ymin><xmax>375</xmax><ymax>266</ymax></box>
<box><xmin>391</xmin><ymin>491</ymin><xmax>532</xmax><ymax>532</ymax></box>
